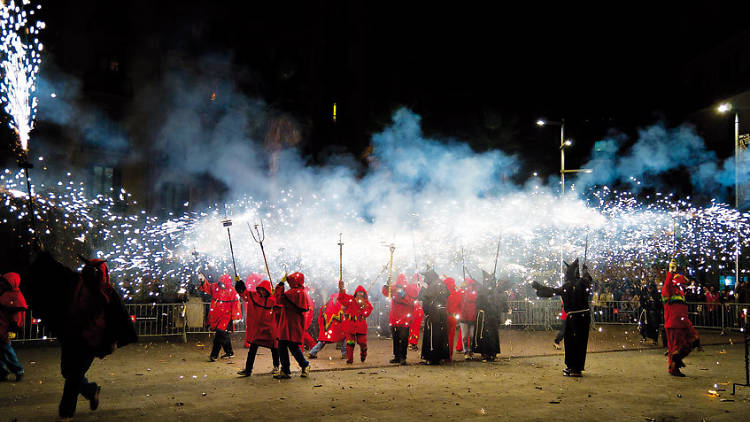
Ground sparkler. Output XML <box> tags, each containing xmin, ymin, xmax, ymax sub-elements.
<box><xmin>0</xmin><ymin>0</ymin><xmax>44</xmax><ymax>244</ymax></box>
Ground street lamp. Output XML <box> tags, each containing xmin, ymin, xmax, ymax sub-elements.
<box><xmin>717</xmin><ymin>102</ymin><xmax>741</xmax><ymax>288</ymax></box>
<box><xmin>537</xmin><ymin>118</ymin><xmax>593</xmax><ymax>282</ymax></box>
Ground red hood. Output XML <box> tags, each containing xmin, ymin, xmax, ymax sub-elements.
<box><xmin>245</xmin><ymin>273</ymin><xmax>264</xmax><ymax>292</ymax></box>
<box><xmin>411</xmin><ymin>273</ymin><xmax>422</xmax><ymax>284</ymax></box>
<box><xmin>464</xmin><ymin>278</ymin><xmax>477</xmax><ymax>290</ymax></box>
<box><xmin>256</xmin><ymin>279</ymin><xmax>273</xmax><ymax>296</ymax></box>
<box><xmin>443</xmin><ymin>277</ymin><xmax>456</xmax><ymax>292</ymax></box>
<box><xmin>218</xmin><ymin>274</ymin><xmax>233</xmax><ymax>288</ymax></box>
<box><xmin>354</xmin><ymin>285</ymin><xmax>368</xmax><ymax>298</ymax></box>
<box><xmin>3</xmin><ymin>272</ymin><xmax>20</xmax><ymax>289</ymax></box>
<box><xmin>396</xmin><ymin>274</ymin><xmax>407</xmax><ymax>286</ymax></box>
<box><xmin>287</xmin><ymin>272</ymin><xmax>305</xmax><ymax>288</ymax></box>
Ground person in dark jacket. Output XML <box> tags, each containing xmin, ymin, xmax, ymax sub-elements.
<box><xmin>26</xmin><ymin>252</ymin><xmax>138</xmax><ymax>420</ymax></box>
<box><xmin>532</xmin><ymin>259</ymin><xmax>591</xmax><ymax>377</ymax></box>
<box><xmin>472</xmin><ymin>273</ymin><xmax>507</xmax><ymax>362</ymax></box>
<box><xmin>639</xmin><ymin>282</ymin><xmax>661</xmax><ymax>345</ymax></box>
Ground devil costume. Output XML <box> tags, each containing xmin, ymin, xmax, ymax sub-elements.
<box><xmin>662</xmin><ymin>260</ymin><xmax>699</xmax><ymax>377</ymax></box>
<box><xmin>472</xmin><ymin>273</ymin><xmax>506</xmax><ymax>361</ymax></box>
<box><xmin>532</xmin><ymin>259</ymin><xmax>591</xmax><ymax>376</ymax></box>
<box><xmin>419</xmin><ymin>269</ymin><xmax>450</xmax><ymax>364</ymax></box>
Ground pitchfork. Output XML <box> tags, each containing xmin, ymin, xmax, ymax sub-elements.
<box><xmin>249</xmin><ymin>219</ymin><xmax>273</xmax><ymax>283</ymax></box>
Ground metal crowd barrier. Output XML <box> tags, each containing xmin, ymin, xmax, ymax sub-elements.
<box><xmin>10</xmin><ymin>299</ymin><xmax>750</xmax><ymax>344</ymax></box>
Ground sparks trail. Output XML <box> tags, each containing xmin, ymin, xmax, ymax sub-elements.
<box><xmin>2</xmin><ymin>167</ymin><xmax>749</xmax><ymax>302</ymax></box>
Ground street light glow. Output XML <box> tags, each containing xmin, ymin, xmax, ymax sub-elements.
<box><xmin>718</xmin><ymin>103</ymin><xmax>732</xmax><ymax>113</ymax></box>
<box><xmin>564</xmin><ymin>139</ymin><xmax>573</xmax><ymax>146</ymax></box>
<box><xmin>536</xmin><ymin>119</ymin><xmax>546</xmax><ymax>126</ymax></box>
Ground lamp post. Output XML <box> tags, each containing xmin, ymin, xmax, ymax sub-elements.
<box><xmin>718</xmin><ymin>102</ymin><xmax>741</xmax><ymax>287</ymax></box>
<box><xmin>537</xmin><ymin>118</ymin><xmax>593</xmax><ymax>282</ymax></box>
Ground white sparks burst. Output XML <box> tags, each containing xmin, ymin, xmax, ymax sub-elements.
<box><xmin>0</xmin><ymin>0</ymin><xmax>43</xmax><ymax>151</ymax></box>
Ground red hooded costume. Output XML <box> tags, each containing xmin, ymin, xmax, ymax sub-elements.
<box><xmin>0</xmin><ymin>273</ymin><xmax>27</xmax><ymax>344</ymax></box>
<box><xmin>317</xmin><ymin>293</ymin><xmax>345</xmax><ymax>343</ymax></box>
<box><xmin>338</xmin><ymin>285</ymin><xmax>373</xmax><ymax>335</ymax></box>
<box><xmin>459</xmin><ymin>278</ymin><xmax>478</xmax><ymax>322</ymax></box>
<box><xmin>241</xmin><ymin>273</ymin><xmax>264</xmax><ymax>347</ymax></box>
<box><xmin>444</xmin><ymin>277</ymin><xmax>463</xmax><ymax>360</ymax></box>
<box><xmin>275</xmin><ymin>272</ymin><xmax>310</xmax><ymax>344</ymax></box>
<box><xmin>239</xmin><ymin>278</ymin><xmax>277</xmax><ymax>348</ymax></box>
<box><xmin>662</xmin><ymin>271</ymin><xmax>699</xmax><ymax>372</ymax></box>
<box><xmin>339</xmin><ymin>285</ymin><xmax>373</xmax><ymax>363</ymax></box>
<box><xmin>383</xmin><ymin>274</ymin><xmax>419</xmax><ymax>327</ymax></box>
<box><xmin>200</xmin><ymin>274</ymin><xmax>242</xmax><ymax>331</ymax></box>
<box><xmin>301</xmin><ymin>287</ymin><xmax>317</xmax><ymax>350</ymax></box>
<box><xmin>408</xmin><ymin>275</ymin><xmax>424</xmax><ymax>346</ymax></box>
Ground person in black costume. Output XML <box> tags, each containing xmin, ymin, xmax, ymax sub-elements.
<box><xmin>472</xmin><ymin>271</ymin><xmax>507</xmax><ymax>362</ymax></box>
<box><xmin>639</xmin><ymin>282</ymin><xmax>661</xmax><ymax>345</ymax></box>
<box><xmin>419</xmin><ymin>269</ymin><xmax>450</xmax><ymax>365</ymax></box>
<box><xmin>531</xmin><ymin>258</ymin><xmax>591</xmax><ymax>377</ymax></box>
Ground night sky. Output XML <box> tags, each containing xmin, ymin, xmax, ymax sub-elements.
<box><xmin>9</xmin><ymin>1</ymin><xmax>750</xmax><ymax>177</ymax></box>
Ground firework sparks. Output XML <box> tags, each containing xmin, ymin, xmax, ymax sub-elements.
<box><xmin>0</xmin><ymin>0</ymin><xmax>44</xmax><ymax>151</ymax></box>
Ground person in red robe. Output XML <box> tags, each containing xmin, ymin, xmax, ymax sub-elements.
<box><xmin>443</xmin><ymin>277</ymin><xmax>463</xmax><ymax>361</ymax></box>
<box><xmin>302</xmin><ymin>286</ymin><xmax>317</xmax><ymax>351</ymax></box>
<box><xmin>459</xmin><ymin>278</ymin><xmax>478</xmax><ymax>359</ymax></box>
<box><xmin>199</xmin><ymin>273</ymin><xmax>242</xmax><ymax>361</ymax></box>
<box><xmin>274</xmin><ymin>272</ymin><xmax>311</xmax><ymax>379</ymax></box>
<box><xmin>408</xmin><ymin>274</ymin><xmax>424</xmax><ymax>351</ymax></box>
<box><xmin>241</xmin><ymin>273</ymin><xmax>263</xmax><ymax>348</ymax></box>
<box><xmin>383</xmin><ymin>274</ymin><xmax>419</xmax><ymax>364</ymax></box>
<box><xmin>338</xmin><ymin>282</ymin><xmax>374</xmax><ymax>363</ymax></box>
<box><xmin>308</xmin><ymin>291</ymin><xmax>346</xmax><ymax>359</ymax></box>
<box><xmin>0</xmin><ymin>272</ymin><xmax>27</xmax><ymax>382</ymax></box>
<box><xmin>235</xmin><ymin>277</ymin><xmax>279</xmax><ymax>377</ymax></box>
<box><xmin>662</xmin><ymin>259</ymin><xmax>700</xmax><ymax>377</ymax></box>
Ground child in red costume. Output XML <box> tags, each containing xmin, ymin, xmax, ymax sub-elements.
<box><xmin>302</xmin><ymin>286</ymin><xmax>317</xmax><ymax>351</ymax></box>
<box><xmin>338</xmin><ymin>281</ymin><xmax>373</xmax><ymax>363</ymax></box>
<box><xmin>274</xmin><ymin>272</ymin><xmax>311</xmax><ymax>379</ymax></box>
<box><xmin>308</xmin><ymin>292</ymin><xmax>346</xmax><ymax>359</ymax></box>
<box><xmin>408</xmin><ymin>275</ymin><xmax>423</xmax><ymax>351</ymax></box>
<box><xmin>443</xmin><ymin>277</ymin><xmax>463</xmax><ymax>361</ymax></box>
<box><xmin>0</xmin><ymin>272</ymin><xmax>27</xmax><ymax>382</ymax></box>
<box><xmin>459</xmin><ymin>278</ymin><xmax>478</xmax><ymax>359</ymax></box>
<box><xmin>199</xmin><ymin>273</ymin><xmax>242</xmax><ymax>361</ymax></box>
<box><xmin>662</xmin><ymin>259</ymin><xmax>700</xmax><ymax>377</ymax></box>
<box><xmin>235</xmin><ymin>277</ymin><xmax>279</xmax><ymax>377</ymax></box>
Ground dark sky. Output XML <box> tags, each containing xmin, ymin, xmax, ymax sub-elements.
<box><xmin>21</xmin><ymin>1</ymin><xmax>750</xmax><ymax>176</ymax></box>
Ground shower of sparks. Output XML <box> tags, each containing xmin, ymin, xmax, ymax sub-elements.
<box><xmin>0</xmin><ymin>0</ymin><xmax>44</xmax><ymax>151</ymax></box>
<box><xmin>2</xmin><ymin>166</ymin><xmax>749</xmax><ymax>302</ymax></box>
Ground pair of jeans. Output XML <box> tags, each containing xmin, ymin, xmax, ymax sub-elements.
<box><xmin>309</xmin><ymin>340</ymin><xmax>346</xmax><ymax>357</ymax></box>
<box><xmin>0</xmin><ymin>342</ymin><xmax>23</xmax><ymax>377</ymax></box>
<box><xmin>244</xmin><ymin>343</ymin><xmax>279</xmax><ymax>372</ymax></box>
<box><xmin>460</xmin><ymin>322</ymin><xmax>475</xmax><ymax>353</ymax></box>
<box><xmin>278</xmin><ymin>340</ymin><xmax>308</xmax><ymax>375</ymax></box>
<box><xmin>59</xmin><ymin>342</ymin><xmax>98</xmax><ymax>418</ymax></box>
<box><xmin>210</xmin><ymin>329</ymin><xmax>233</xmax><ymax>358</ymax></box>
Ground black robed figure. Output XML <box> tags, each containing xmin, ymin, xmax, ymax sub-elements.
<box><xmin>532</xmin><ymin>258</ymin><xmax>591</xmax><ymax>377</ymax></box>
<box><xmin>472</xmin><ymin>271</ymin><xmax>507</xmax><ymax>361</ymax></box>
<box><xmin>419</xmin><ymin>268</ymin><xmax>450</xmax><ymax>364</ymax></box>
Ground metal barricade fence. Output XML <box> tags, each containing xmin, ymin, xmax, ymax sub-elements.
<box><xmin>11</xmin><ymin>300</ymin><xmax>750</xmax><ymax>344</ymax></box>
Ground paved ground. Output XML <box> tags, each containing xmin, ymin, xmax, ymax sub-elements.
<box><xmin>2</xmin><ymin>327</ymin><xmax>749</xmax><ymax>421</ymax></box>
